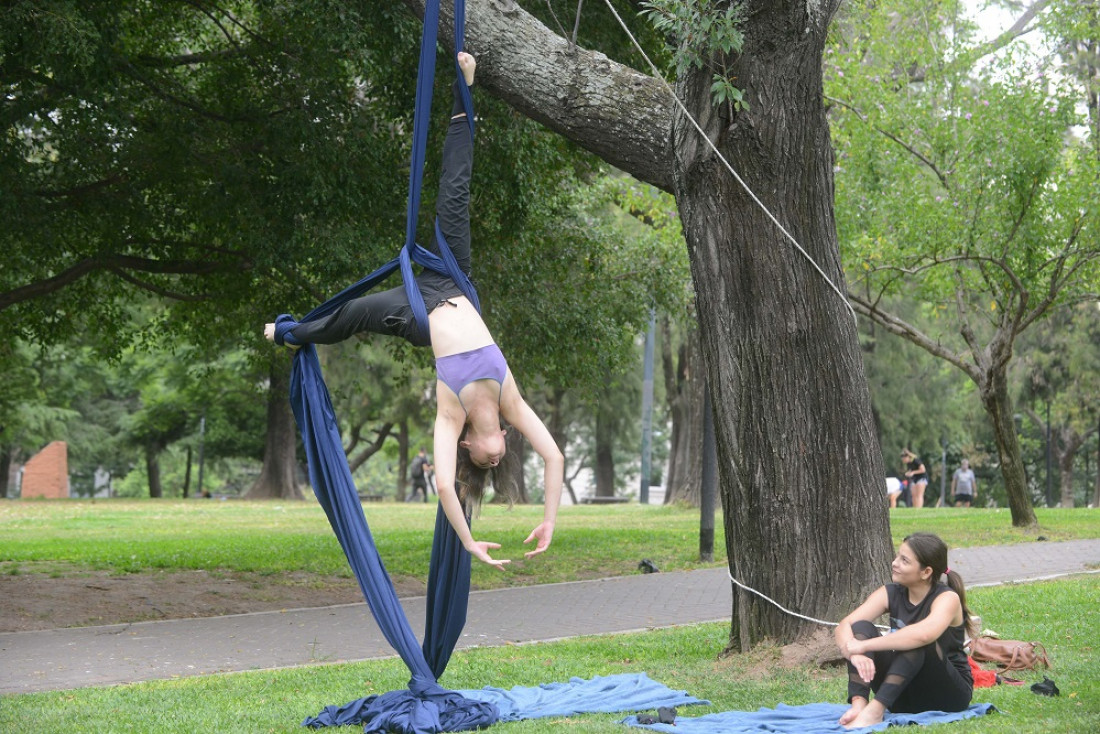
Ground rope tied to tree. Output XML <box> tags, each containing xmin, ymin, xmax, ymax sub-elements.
<box><xmin>598</xmin><ymin>0</ymin><xmax>858</xmax><ymax>324</ymax></box>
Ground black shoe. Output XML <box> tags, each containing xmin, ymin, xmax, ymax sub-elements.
<box><xmin>1030</xmin><ymin>676</ymin><xmax>1060</xmax><ymax>697</ymax></box>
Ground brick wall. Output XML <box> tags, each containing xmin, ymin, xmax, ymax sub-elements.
<box><xmin>21</xmin><ymin>441</ymin><xmax>69</xmax><ymax>499</ymax></box>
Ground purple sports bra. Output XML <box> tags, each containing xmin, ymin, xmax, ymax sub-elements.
<box><xmin>435</xmin><ymin>344</ymin><xmax>509</xmax><ymax>409</ymax></box>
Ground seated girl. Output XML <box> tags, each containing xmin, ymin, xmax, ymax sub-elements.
<box><xmin>834</xmin><ymin>532</ymin><xmax>975</xmax><ymax>729</ymax></box>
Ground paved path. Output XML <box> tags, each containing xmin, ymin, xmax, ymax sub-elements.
<box><xmin>2</xmin><ymin>539</ymin><xmax>1097</xmax><ymax>694</ymax></box>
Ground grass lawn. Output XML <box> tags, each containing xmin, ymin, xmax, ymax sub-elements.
<box><xmin>1</xmin><ymin>500</ymin><xmax>1096</xmax><ymax>590</ymax></box>
<box><xmin>1</xmin><ymin>575</ymin><xmax>1095</xmax><ymax>733</ymax></box>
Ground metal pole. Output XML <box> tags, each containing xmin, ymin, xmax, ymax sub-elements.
<box><xmin>639</xmin><ymin>310</ymin><xmax>656</xmax><ymax>504</ymax></box>
<box><xmin>700</xmin><ymin>381</ymin><xmax>716</xmax><ymax>562</ymax></box>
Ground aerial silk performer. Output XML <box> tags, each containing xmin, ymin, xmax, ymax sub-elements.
<box><xmin>263</xmin><ymin>3</ymin><xmax>562</xmax><ymax>730</ymax></box>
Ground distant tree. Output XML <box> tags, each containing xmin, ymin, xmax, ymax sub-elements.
<box><xmin>1017</xmin><ymin>303</ymin><xmax>1100</xmax><ymax>507</ymax></box>
<box><xmin>830</xmin><ymin>0</ymin><xmax>1100</xmax><ymax>527</ymax></box>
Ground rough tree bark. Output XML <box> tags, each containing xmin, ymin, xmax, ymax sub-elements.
<box><xmin>246</xmin><ymin>353</ymin><xmax>304</xmax><ymax>500</ymax></box>
<box><xmin>662</xmin><ymin>319</ymin><xmax>705</xmax><ymax>506</ymax></box>
<box><xmin>398</xmin><ymin>0</ymin><xmax>891</xmax><ymax>646</ymax></box>
<box><xmin>594</xmin><ymin>372</ymin><xmax>617</xmax><ymax>498</ymax></box>
<box><xmin>145</xmin><ymin>444</ymin><xmax>163</xmax><ymax>498</ymax></box>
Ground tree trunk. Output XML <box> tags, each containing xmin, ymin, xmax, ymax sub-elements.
<box><xmin>145</xmin><ymin>444</ymin><xmax>162</xmax><ymax>498</ymax></box>
<box><xmin>543</xmin><ymin>387</ymin><xmax>578</xmax><ymax>505</ymax></box>
<box><xmin>978</xmin><ymin>367</ymin><xmax>1037</xmax><ymax>526</ymax></box>
<box><xmin>0</xmin><ymin>446</ymin><xmax>11</xmax><ymax>499</ymax></box>
<box><xmin>182</xmin><ymin>445</ymin><xmax>192</xmax><ymax>499</ymax></box>
<box><xmin>664</xmin><ymin>322</ymin><xmax>705</xmax><ymax>505</ymax></box>
<box><xmin>504</xmin><ymin>426</ymin><xmax>529</xmax><ymax>503</ymax></box>
<box><xmin>400</xmin><ymin>0</ymin><xmax>891</xmax><ymax>647</ymax></box>
<box><xmin>1056</xmin><ymin>426</ymin><xmax>1084</xmax><ymax>508</ymax></box>
<box><xmin>594</xmin><ymin>375</ymin><xmax>616</xmax><ymax>497</ymax></box>
<box><xmin>1095</xmin><ymin>415</ymin><xmax>1100</xmax><ymax>508</ymax></box>
<box><xmin>398</xmin><ymin>418</ymin><xmax>410</xmax><ymax>501</ymax></box>
<box><xmin>673</xmin><ymin>1</ymin><xmax>891</xmax><ymax>648</ymax></box>
<box><xmin>246</xmin><ymin>354</ymin><xmax>304</xmax><ymax>500</ymax></box>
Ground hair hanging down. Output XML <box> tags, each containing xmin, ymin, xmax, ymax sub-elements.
<box><xmin>904</xmin><ymin>532</ymin><xmax>978</xmax><ymax>637</ymax></box>
<box><xmin>454</xmin><ymin>425</ymin><xmax>517</xmax><ymax>515</ymax></box>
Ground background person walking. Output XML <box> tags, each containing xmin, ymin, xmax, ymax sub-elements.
<box><xmin>951</xmin><ymin>459</ymin><xmax>977</xmax><ymax>508</ymax></box>
<box><xmin>407</xmin><ymin>448</ymin><xmax>434</xmax><ymax>503</ymax></box>
<box><xmin>902</xmin><ymin>449</ymin><xmax>929</xmax><ymax>508</ymax></box>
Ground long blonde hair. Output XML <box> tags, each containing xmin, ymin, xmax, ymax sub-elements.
<box><xmin>455</xmin><ymin>425</ymin><xmax>516</xmax><ymax>514</ymax></box>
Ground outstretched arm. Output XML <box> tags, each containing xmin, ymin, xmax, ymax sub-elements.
<box><xmin>499</xmin><ymin>377</ymin><xmax>563</xmax><ymax>558</ymax></box>
<box><xmin>434</xmin><ymin>389</ymin><xmax>509</xmax><ymax>569</ymax></box>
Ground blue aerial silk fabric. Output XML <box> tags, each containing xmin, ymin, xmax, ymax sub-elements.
<box><xmin>304</xmin><ymin>673</ymin><xmax>709</xmax><ymax>728</ymax></box>
<box><xmin>273</xmin><ymin>0</ymin><xmax>477</xmax><ymax>350</ymax></box>
<box><xmin>277</xmin><ymin>1</ymin><xmax>496</xmax><ymax>732</ymax></box>
<box><xmin>621</xmin><ymin>702</ymin><xmax>997</xmax><ymax>733</ymax></box>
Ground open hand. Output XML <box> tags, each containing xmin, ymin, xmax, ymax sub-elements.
<box><xmin>468</xmin><ymin>540</ymin><xmax>510</xmax><ymax>570</ymax></box>
<box><xmin>523</xmin><ymin>522</ymin><xmax>554</xmax><ymax>558</ymax></box>
<box><xmin>848</xmin><ymin>652</ymin><xmax>875</xmax><ymax>683</ymax></box>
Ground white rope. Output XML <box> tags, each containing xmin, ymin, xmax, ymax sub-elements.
<box><xmin>727</xmin><ymin>568</ymin><xmax>891</xmax><ymax>632</ymax></box>
<box><xmin>727</xmin><ymin>568</ymin><xmax>838</xmax><ymax>627</ymax></box>
<box><xmin>598</xmin><ymin>0</ymin><xmax>857</xmax><ymax>323</ymax></box>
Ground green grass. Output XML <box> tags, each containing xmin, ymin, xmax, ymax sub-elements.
<box><xmin>1</xmin><ymin>501</ymin><xmax>1096</xmax><ymax>590</ymax></box>
<box><xmin>0</xmin><ymin>500</ymin><xmax>729</xmax><ymax>590</ymax></box>
<box><xmin>1</xmin><ymin>575</ymin><xmax>1096</xmax><ymax>733</ymax></box>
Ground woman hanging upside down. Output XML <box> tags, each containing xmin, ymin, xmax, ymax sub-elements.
<box><xmin>834</xmin><ymin>532</ymin><xmax>975</xmax><ymax>729</ymax></box>
<box><xmin>265</xmin><ymin>53</ymin><xmax>563</xmax><ymax>570</ymax></box>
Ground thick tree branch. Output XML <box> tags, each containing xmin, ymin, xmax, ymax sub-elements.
<box><xmin>348</xmin><ymin>422</ymin><xmax>395</xmax><ymax>472</ymax></box>
<box><xmin>395</xmin><ymin>0</ymin><xmax>676</xmax><ymax>191</ymax></box>
<box><xmin>848</xmin><ymin>291</ymin><xmax>980</xmax><ymax>382</ymax></box>
<box><xmin>0</xmin><ymin>255</ymin><xmax>242</xmax><ymax>311</ymax></box>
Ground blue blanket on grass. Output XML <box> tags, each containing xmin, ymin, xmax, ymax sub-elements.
<box><xmin>304</xmin><ymin>673</ymin><xmax>707</xmax><ymax>729</ymax></box>
<box><xmin>458</xmin><ymin>673</ymin><xmax>708</xmax><ymax>722</ymax></box>
<box><xmin>622</xmin><ymin>702</ymin><xmax>996</xmax><ymax>733</ymax></box>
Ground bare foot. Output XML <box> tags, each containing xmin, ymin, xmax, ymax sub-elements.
<box><xmin>843</xmin><ymin>699</ymin><xmax>885</xmax><ymax>730</ymax></box>
<box><xmin>457</xmin><ymin>52</ymin><xmax>475</xmax><ymax>86</ymax></box>
<box><xmin>264</xmin><ymin>322</ymin><xmax>300</xmax><ymax>350</ymax></box>
<box><xmin>838</xmin><ymin>697</ymin><xmax>866</xmax><ymax>726</ymax></box>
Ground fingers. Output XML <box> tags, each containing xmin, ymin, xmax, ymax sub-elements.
<box><xmin>523</xmin><ymin>546</ymin><xmax>547</xmax><ymax>559</ymax></box>
<box><xmin>264</xmin><ymin>323</ymin><xmax>275</xmax><ymax>341</ymax></box>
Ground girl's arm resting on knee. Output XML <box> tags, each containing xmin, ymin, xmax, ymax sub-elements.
<box><xmin>837</xmin><ymin>588</ymin><xmax>888</xmax><ymax>684</ymax></box>
<box><xmin>500</xmin><ymin>381</ymin><xmax>563</xmax><ymax>556</ymax></box>
<box><xmin>836</xmin><ymin>586</ymin><xmax>889</xmax><ymax>659</ymax></box>
<box><xmin>852</xmin><ymin>591</ymin><xmax>961</xmax><ymax>654</ymax></box>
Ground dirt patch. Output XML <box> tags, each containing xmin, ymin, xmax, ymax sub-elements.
<box><xmin>779</xmin><ymin>627</ymin><xmax>846</xmax><ymax>670</ymax></box>
<box><xmin>0</xmin><ymin>569</ymin><xmax>427</xmax><ymax>633</ymax></box>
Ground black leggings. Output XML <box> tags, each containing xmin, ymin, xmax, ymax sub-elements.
<box><xmin>846</xmin><ymin>620</ymin><xmax>972</xmax><ymax>713</ymax></box>
<box><xmin>290</xmin><ymin>85</ymin><xmax>473</xmax><ymax>348</ymax></box>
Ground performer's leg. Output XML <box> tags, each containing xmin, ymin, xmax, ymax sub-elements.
<box><xmin>431</xmin><ymin>83</ymin><xmax>473</xmax><ymax>275</ymax></box>
<box><xmin>288</xmin><ymin>286</ymin><xmax>429</xmax><ymax>347</ymax></box>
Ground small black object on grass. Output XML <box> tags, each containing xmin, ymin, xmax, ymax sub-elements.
<box><xmin>1030</xmin><ymin>676</ymin><xmax>1060</xmax><ymax>697</ymax></box>
<box><xmin>638</xmin><ymin>559</ymin><xmax>660</xmax><ymax>574</ymax></box>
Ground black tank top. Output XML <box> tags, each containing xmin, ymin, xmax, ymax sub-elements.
<box><xmin>887</xmin><ymin>583</ymin><xmax>972</xmax><ymax>684</ymax></box>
